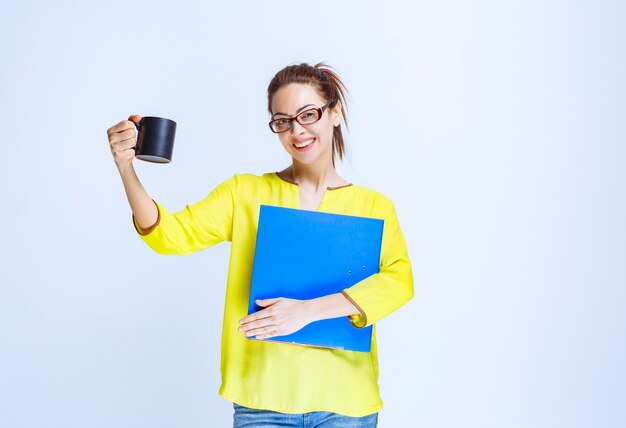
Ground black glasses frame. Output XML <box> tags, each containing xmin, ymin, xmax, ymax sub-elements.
<box><xmin>268</xmin><ymin>102</ymin><xmax>332</xmax><ymax>133</ymax></box>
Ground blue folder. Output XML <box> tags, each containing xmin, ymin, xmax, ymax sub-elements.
<box><xmin>247</xmin><ymin>205</ymin><xmax>384</xmax><ymax>352</ymax></box>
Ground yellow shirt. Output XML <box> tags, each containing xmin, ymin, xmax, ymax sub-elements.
<box><xmin>132</xmin><ymin>172</ymin><xmax>414</xmax><ymax>417</ymax></box>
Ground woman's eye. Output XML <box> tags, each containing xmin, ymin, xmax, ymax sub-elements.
<box><xmin>276</xmin><ymin>119</ymin><xmax>289</xmax><ymax>126</ymax></box>
<box><xmin>301</xmin><ymin>112</ymin><xmax>315</xmax><ymax>119</ymax></box>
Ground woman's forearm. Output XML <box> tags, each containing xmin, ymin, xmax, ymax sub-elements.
<box><xmin>305</xmin><ymin>292</ymin><xmax>362</xmax><ymax>323</ymax></box>
<box><xmin>118</xmin><ymin>165</ymin><xmax>158</xmax><ymax>230</ymax></box>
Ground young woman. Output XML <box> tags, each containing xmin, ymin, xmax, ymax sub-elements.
<box><xmin>107</xmin><ymin>63</ymin><xmax>414</xmax><ymax>427</ymax></box>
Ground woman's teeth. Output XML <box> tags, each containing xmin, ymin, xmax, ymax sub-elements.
<box><xmin>295</xmin><ymin>138</ymin><xmax>314</xmax><ymax>148</ymax></box>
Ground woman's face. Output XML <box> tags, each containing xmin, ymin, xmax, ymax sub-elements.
<box><xmin>270</xmin><ymin>83</ymin><xmax>341</xmax><ymax>167</ymax></box>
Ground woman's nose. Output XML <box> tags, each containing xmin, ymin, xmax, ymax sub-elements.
<box><xmin>290</xmin><ymin>120</ymin><xmax>306</xmax><ymax>135</ymax></box>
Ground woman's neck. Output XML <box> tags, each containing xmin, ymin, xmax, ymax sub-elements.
<box><xmin>283</xmin><ymin>161</ymin><xmax>347</xmax><ymax>192</ymax></box>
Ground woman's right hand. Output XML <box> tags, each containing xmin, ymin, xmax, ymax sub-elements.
<box><xmin>107</xmin><ymin>114</ymin><xmax>142</xmax><ymax>170</ymax></box>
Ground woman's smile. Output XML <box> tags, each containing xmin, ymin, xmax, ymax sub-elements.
<box><xmin>293</xmin><ymin>137</ymin><xmax>316</xmax><ymax>151</ymax></box>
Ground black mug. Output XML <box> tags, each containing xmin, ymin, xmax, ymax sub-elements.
<box><xmin>131</xmin><ymin>116</ymin><xmax>177</xmax><ymax>163</ymax></box>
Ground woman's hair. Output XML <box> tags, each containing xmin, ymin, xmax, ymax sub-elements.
<box><xmin>267</xmin><ymin>62</ymin><xmax>349</xmax><ymax>166</ymax></box>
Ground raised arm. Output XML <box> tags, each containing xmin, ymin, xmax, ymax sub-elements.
<box><xmin>107</xmin><ymin>114</ymin><xmax>159</xmax><ymax>231</ymax></box>
<box><xmin>107</xmin><ymin>114</ymin><xmax>237</xmax><ymax>256</ymax></box>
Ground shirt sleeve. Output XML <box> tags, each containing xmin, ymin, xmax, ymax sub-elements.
<box><xmin>340</xmin><ymin>197</ymin><xmax>414</xmax><ymax>328</ymax></box>
<box><xmin>132</xmin><ymin>175</ymin><xmax>238</xmax><ymax>255</ymax></box>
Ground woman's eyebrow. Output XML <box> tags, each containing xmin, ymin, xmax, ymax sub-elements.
<box><xmin>272</xmin><ymin>104</ymin><xmax>315</xmax><ymax>118</ymax></box>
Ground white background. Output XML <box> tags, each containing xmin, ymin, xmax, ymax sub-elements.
<box><xmin>1</xmin><ymin>1</ymin><xmax>624</xmax><ymax>427</ymax></box>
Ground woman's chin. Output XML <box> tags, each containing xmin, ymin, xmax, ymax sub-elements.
<box><xmin>291</xmin><ymin>153</ymin><xmax>322</xmax><ymax>165</ymax></box>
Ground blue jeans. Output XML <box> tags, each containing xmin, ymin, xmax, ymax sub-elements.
<box><xmin>232</xmin><ymin>402</ymin><xmax>379</xmax><ymax>427</ymax></box>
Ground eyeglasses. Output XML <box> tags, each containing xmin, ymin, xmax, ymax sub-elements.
<box><xmin>268</xmin><ymin>102</ymin><xmax>331</xmax><ymax>133</ymax></box>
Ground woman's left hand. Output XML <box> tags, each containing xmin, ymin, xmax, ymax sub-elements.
<box><xmin>238</xmin><ymin>297</ymin><xmax>312</xmax><ymax>340</ymax></box>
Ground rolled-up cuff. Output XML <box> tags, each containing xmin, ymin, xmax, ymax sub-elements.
<box><xmin>340</xmin><ymin>290</ymin><xmax>368</xmax><ymax>328</ymax></box>
<box><xmin>132</xmin><ymin>199</ymin><xmax>161</xmax><ymax>236</ymax></box>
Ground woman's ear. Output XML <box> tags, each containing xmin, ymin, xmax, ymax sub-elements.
<box><xmin>332</xmin><ymin>100</ymin><xmax>342</xmax><ymax>126</ymax></box>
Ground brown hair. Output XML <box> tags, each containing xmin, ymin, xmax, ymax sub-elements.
<box><xmin>267</xmin><ymin>62</ymin><xmax>349</xmax><ymax>166</ymax></box>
